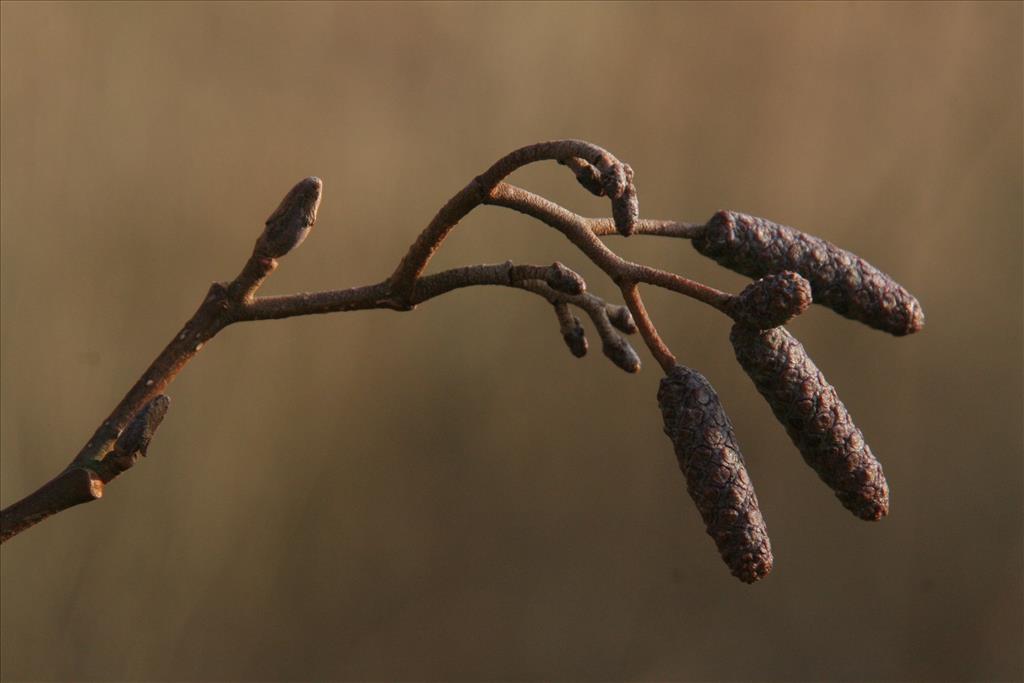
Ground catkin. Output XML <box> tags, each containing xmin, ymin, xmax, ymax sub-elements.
<box><xmin>693</xmin><ymin>211</ymin><xmax>924</xmax><ymax>336</ymax></box>
<box><xmin>730</xmin><ymin>325</ymin><xmax>889</xmax><ymax>520</ymax></box>
<box><xmin>657</xmin><ymin>365</ymin><xmax>773</xmax><ymax>583</ymax></box>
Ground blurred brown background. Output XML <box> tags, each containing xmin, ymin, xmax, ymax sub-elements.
<box><xmin>1</xmin><ymin>2</ymin><xmax>1021</xmax><ymax>681</ymax></box>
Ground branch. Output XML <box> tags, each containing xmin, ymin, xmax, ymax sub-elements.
<box><xmin>1</xmin><ymin>140</ymin><xmax>923</xmax><ymax>585</ymax></box>
<box><xmin>1</xmin><ymin>396</ymin><xmax>170</xmax><ymax>542</ymax></box>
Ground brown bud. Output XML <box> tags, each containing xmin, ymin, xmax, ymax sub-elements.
<box><xmin>602</xmin><ymin>335</ymin><xmax>641</xmax><ymax>373</ymax></box>
<box><xmin>728</xmin><ymin>271</ymin><xmax>812</xmax><ymax>330</ymax></box>
<box><xmin>117</xmin><ymin>395</ymin><xmax>171</xmax><ymax>458</ymax></box>
<box><xmin>95</xmin><ymin>395</ymin><xmax>171</xmax><ymax>484</ymax></box>
<box><xmin>562</xmin><ymin>326</ymin><xmax>588</xmax><ymax>358</ymax></box>
<box><xmin>545</xmin><ymin>262</ymin><xmax>586</xmax><ymax>296</ymax></box>
<box><xmin>694</xmin><ymin>211</ymin><xmax>924</xmax><ymax>336</ymax></box>
<box><xmin>256</xmin><ymin>176</ymin><xmax>323</xmax><ymax>258</ymax></box>
<box><xmin>559</xmin><ymin>157</ymin><xmax>605</xmax><ymax>197</ymax></box>
<box><xmin>657</xmin><ymin>365</ymin><xmax>773</xmax><ymax>583</ymax></box>
<box><xmin>553</xmin><ymin>303</ymin><xmax>588</xmax><ymax>358</ymax></box>
<box><xmin>612</xmin><ymin>182</ymin><xmax>639</xmax><ymax>237</ymax></box>
<box><xmin>607</xmin><ymin>305</ymin><xmax>638</xmax><ymax>334</ymax></box>
<box><xmin>597</xmin><ymin>157</ymin><xmax>628</xmax><ymax>200</ymax></box>
<box><xmin>730</xmin><ymin>325</ymin><xmax>889</xmax><ymax>520</ymax></box>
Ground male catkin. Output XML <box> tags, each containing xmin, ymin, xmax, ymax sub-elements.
<box><xmin>730</xmin><ymin>325</ymin><xmax>889</xmax><ymax>520</ymax></box>
<box><xmin>694</xmin><ymin>211</ymin><xmax>924</xmax><ymax>336</ymax></box>
<box><xmin>657</xmin><ymin>365</ymin><xmax>773</xmax><ymax>583</ymax></box>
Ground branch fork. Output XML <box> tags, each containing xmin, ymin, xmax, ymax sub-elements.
<box><xmin>1</xmin><ymin>140</ymin><xmax>923</xmax><ymax>583</ymax></box>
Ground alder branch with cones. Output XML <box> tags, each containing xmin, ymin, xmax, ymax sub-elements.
<box><xmin>0</xmin><ymin>139</ymin><xmax>924</xmax><ymax>583</ymax></box>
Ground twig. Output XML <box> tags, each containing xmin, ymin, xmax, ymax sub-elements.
<box><xmin>0</xmin><ymin>140</ymin><xmax>923</xmax><ymax>584</ymax></box>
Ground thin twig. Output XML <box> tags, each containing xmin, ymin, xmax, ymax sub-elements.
<box><xmin>0</xmin><ymin>139</ymin><xmax>849</xmax><ymax>546</ymax></box>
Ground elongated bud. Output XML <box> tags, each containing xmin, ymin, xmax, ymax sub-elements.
<box><xmin>657</xmin><ymin>365</ymin><xmax>773</xmax><ymax>583</ymax></box>
<box><xmin>545</xmin><ymin>262</ymin><xmax>586</xmax><ymax>295</ymax></box>
<box><xmin>553</xmin><ymin>303</ymin><xmax>588</xmax><ymax>358</ymax></box>
<box><xmin>602</xmin><ymin>335</ymin><xmax>641</xmax><ymax>373</ymax></box>
<box><xmin>694</xmin><ymin>211</ymin><xmax>924</xmax><ymax>336</ymax></box>
<box><xmin>562</xmin><ymin>323</ymin><xmax>588</xmax><ymax>358</ymax></box>
<box><xmin>728</xmin><ymin>271</ymin><xmax>812</xmax><ymax>330</ymax></box>
<box><xmin>598</xmin><ymin>157</ymin><xmax>628</xmax><ymax>200</ymax></box>
<box><xmin>256</xmin><ymin>176</ymin><xmax>323</xmax><ymax>258</ymax></box>
<box><xmin>559</xmin><ymin>157</ymin><xmax>605</xmax><ymax>197</ymax></box>
<box><xmin>117</xmin><ymin>395</ymin><xmax>171</xmax><ymax>458</ymax></box>
<box><xmin>607</xmin><ymin>305</ymin><xmax>638</xmax><ymax>334</ymax></box>
<box><xmin>730</xmin><ymin>325</ymin><xmax>889</xmax><ymax>520</ymax></box>
<box><xmin>612</xmin><ymin>182</ymin><xmax>639</xmax><ymax>237</ymax></box>
<box><xmin>94</xmin><ymin>395</ymin><xmax>172</xmax><ymax>484</ymax></box>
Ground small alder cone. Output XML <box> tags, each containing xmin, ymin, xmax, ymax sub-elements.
<box><xmin>730</xmin><ymin>325</ymin><xmax>889</xmax><ymax>520</ymax></box>
<box><xmin>728</xmin><ymin>271</ymin><xmax>813</xmax><ymax>330</ymax></box>
<box><xmin>256</xmin><ymin>176</ymin><xmax>323</xmax><ymax>258</ymax></box>
<box><xmin>657</xmin><ymin>365</ymin><xmax>773</xmax><ymax>583</ymax></box>
<box><xmin>693</xmin><ymin>211</ymin><xmax>924</xmax><ymax>336</ymax></box>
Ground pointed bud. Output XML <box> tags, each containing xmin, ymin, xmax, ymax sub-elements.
<box><xmin>729</xmin><ymin>271</ymin><xmax>812</xmax><ymax>330</ymax></box>
<box><xmin>730</xmin><ymin>325</ymin><xmax>889</xmax><ymax>520</ymax></box>
<box><xmin>117</xmin><ymin>395</ymin><xmax>171</xmax><ymax>458</ymax></box>
<box><xmin>694</xmin><ymin>211</ymin><xmax>924</xmax><ymax>335</ymax></box>
<box><xmin>256</xmin><ymin>176</ymin><xmax>323</xmax><ymax>258</ymax></box>
<box><xmin>95</xmin><ymin>395</ymin><xmax>172</xmax><ymax>484</ymax></box>
<box><xmin>562</xmin><ymin>321</ymin><xmax>588</xmax><ymax>358</ymax></box>
<box><xmin>607</xmin><ymin>305</ymin><xmax>638</xmax><ymax>334</ymax></box>
<box><xmin>658</xmin><ymin>365</ymin><xmax>773</xmax><ymax>583</ymax></box>
<box><xmin>602</xmin><ymin>336</ymin><xmax>641</xmax><ymax>373</ymax></box>
<box><xmin>559</xmin><ymin>157</ymin><xmax>606</xmax><ymax>196</ymax></box>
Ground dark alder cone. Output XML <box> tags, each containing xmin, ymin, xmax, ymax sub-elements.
<box><xmin>545</xmin><ymin>261</ymin><xmax>586</xmax><ymax>295</ymax></box>
<box><xmin>255</xmin><ymin>176</ymin><xmax>323</xmax><ymax>258</ymax></box>
<box><xmin>730</xmin><ymin>325</ymin><xmax>889</xmax><ymax>520</ymax></box>
<box><xmin>728</xmin><ymin>271</ymin><xmax>813</xmax><ymax>330</ymax></box>
<box><xmin>657</xmin><ymin>365</ymin><xmax>773</xmax><ymax>583</ymax></box>
<box><xmin>693</xmin><ymin>211</ymin><xmax>924</xmax><ymax>336</ymax></box>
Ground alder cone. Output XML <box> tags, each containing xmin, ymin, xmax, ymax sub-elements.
<box><xmin>730</xmin><ymin>324</ymin><xmax>889</xmax><ymax>520</ymax></box>
<box><xmin>657</xmin><ymin>365</ymin><xmax>773</xmax><ymax>583</ymax></box>
<box><xmin>693</xmin><ymin>211</ymin><xmax>924</xmax><ymax>336</ymax></box>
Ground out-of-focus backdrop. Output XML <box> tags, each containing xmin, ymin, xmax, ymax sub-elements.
<box><xmin>2</xmin><ymin>3</ymin><xmax>1021</xmax><ymax>681</ymax></box>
